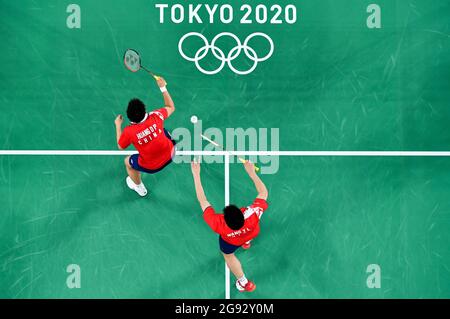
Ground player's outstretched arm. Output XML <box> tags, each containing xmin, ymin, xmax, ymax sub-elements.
<box><xmin>156</xmin><ymin>77</ymin><xmax>175</xmax><ymax>118</ymax></box>
<box><xmin>114</xmin><ymin>115</ymin><xmax>125</xmax><ymax>150</ymax></box>
<box><xmin>191</xmin><ymin>159</ymin><xmax>211</xmax><ymax>211</ymax></box>
<box><xmin>243</xmin><ymin>161</ymin><xmax>268</xmax><ymax>200</ymax></box>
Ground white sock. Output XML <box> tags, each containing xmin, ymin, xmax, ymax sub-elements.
<box><xmin>238</xmin><ymin>275</ymin><xmax>248</xmax><ymax>286</ymax></box>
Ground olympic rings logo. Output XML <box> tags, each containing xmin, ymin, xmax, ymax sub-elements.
<box><xmin>178</xmin><ymin>32</ymin><xmax>274</xmax><ymax>75</ymax></box>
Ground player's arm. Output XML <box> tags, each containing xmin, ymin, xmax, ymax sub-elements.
<box><xmin>191</xmin><ymin>159</ymin><xmax>211</xmax><ymax>211</ymax></box>
<box><xmin>114</xmin><ymin>115</ymin><xmax>125</xmax><ymax>150</ymax></box>
<box><xmin>243</xmin><ymin>161</ymin><xmax>268</xmax><ymax>200</ymax></box>
<box><xmin>156</xmin><ymin>77</ymin><xmax>175</xmax><ymax>118</ymax></box>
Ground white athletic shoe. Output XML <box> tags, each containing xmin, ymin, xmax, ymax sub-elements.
<box><xmin>126</xmin><ymin>176</ymin><xmax>148</xmax><ymax>197</ymax></box>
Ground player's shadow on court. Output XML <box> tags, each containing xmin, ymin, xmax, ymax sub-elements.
<box><xmin>51</xmin><ymin>163</ymin><xmax>156</xmax><ymax>244</ymax></box>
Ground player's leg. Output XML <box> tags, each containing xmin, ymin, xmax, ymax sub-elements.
<box><xmin>124</xmin><ymin>155</ymin><xmax>148</xmax><ymax>197</ymax></box>
<box><xmin>124</xmin><ymin>156</ymin><xmax>141</xmax><ymax>184</ymax></box>
<box><xmin>222</xmin><ymin>253</ymin><xmax>256</xmax><ymax>292</ymax></box>
<box><xmin>222</xmin><ymin>252</ymin><xmax>244</xmax><ymax>278</ymax></box>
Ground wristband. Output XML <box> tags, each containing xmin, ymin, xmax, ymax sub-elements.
<box><xmin>160</xmin><ymin>86</ymin><xmax>167</xmax><ymax>93</ymax></box>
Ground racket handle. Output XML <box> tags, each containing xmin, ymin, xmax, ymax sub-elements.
<box><xmin>149</xmin><ymin>72</ymin><xmax>159</xmax><ymax>80</ymax></box>
<box><xmin>239</xmin><ymin>158</ymin><xmax>260</xmax><ymax>172</ymax></box>
<box><xmin>141</xmin><ymin>65</ymin><xmax>157</xmax><ymax>79</ymax></box>
<box><xmin>144</xmin><ymin>69</ymin><xmax>163</xmax><ymax>83</ymax></box>
<box><xmin>152</xmin><ymin>74</ymin><xmax>164</xmax><ymax>83</ymax></box>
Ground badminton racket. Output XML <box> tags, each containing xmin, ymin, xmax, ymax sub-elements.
<box><xmin>201</xmin><ymin>134</ymin><xmax>260</xmax><ymax>172</ymax></box>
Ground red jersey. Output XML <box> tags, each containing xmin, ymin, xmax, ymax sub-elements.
<box><xmin>203</xmin><ymin>198</ymin><xmax>268</xmax><ymax>246</ymax></box>
<box><xmin>118</xmin><ymin>108</ymin><xmax>174</xmax><ymax>170</ymax></box>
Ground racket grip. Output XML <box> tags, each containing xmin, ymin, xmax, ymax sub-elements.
<box><xmin>146</xmin><ymin>70</ymin><xmax>159</xmax><ymax>80</ymax></box>
<box><xmin>153</xmin><ymin>75</ymin><xmax>166</xmax><ymax>85</ymax></box>
<box><xmin>239</xmin><ymin>158</ymin><xmax>260</xmax><ymax>172</ymax></box>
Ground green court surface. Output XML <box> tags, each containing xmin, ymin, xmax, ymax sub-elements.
<box><xmin>1</xmin><ymin>0</ymin><xmax>450</xmax><ymax>298</ymax></box>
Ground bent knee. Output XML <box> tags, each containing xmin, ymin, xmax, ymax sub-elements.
<box><xmin>124</xmin><ymin>156</ymin><xmax>131</xmax><ymax>167</ymax></box>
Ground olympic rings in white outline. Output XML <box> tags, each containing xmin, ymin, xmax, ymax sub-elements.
<box><xmin>178</xmin><ymin>32</ymin><xmax>274</xmax><ymax>75</ymax></box>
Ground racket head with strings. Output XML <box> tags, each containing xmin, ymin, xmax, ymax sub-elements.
<box><xmin>123</xmin><ymin>49</ymin><xmax>142</xmax><ymax>73</ymax></box>
<box><xmin>123</xmin><ymin>48</ymin><xmax>160</xmax><ymax>80</ymax></box>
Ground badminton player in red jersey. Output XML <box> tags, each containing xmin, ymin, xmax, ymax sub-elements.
<box><xmin>114</xmin><ymin>77</ymin><xmax>176</xmax><ymax>196</ymax></box>
<box><xmin>191</xmin><ymin>160</ymin><xmax>269</xmax><ymax>292</ymax></box>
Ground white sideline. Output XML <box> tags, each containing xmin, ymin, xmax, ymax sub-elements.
<box><xmin>1</xmin><ymin>150</ymin><xmax>450</xmax><ymax>156</ymax></box>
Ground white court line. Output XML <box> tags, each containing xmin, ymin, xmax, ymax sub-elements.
<box><xmin>2</xmin><ymin>150</ymin><xmax>450</xmax><ymax>156</ymax></box>
<box><xmin>224</xmin><ymin>154</ymin><xmax>231</xmax><ymax>300</ymax></box>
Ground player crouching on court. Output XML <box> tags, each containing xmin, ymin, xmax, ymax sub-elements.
<box><xmin>114</xmin><ymin>77</ymin><xmax>176</xmax><ymax>196</ymax></box>
<box><xmin>191</xmin><ymin>159</ymin><xmax>269</xmax><ymax>292</ymax></box>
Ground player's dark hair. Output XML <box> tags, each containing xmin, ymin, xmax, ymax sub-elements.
<box><xmin>127</xmin><ymin>98</ymin><xmax>146</xmax><ymax>123</ymax></box>
<box><xmin>223</xmin><ymin>205</ymin><xmax>244</xmax><ymax>230</ymax></box>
